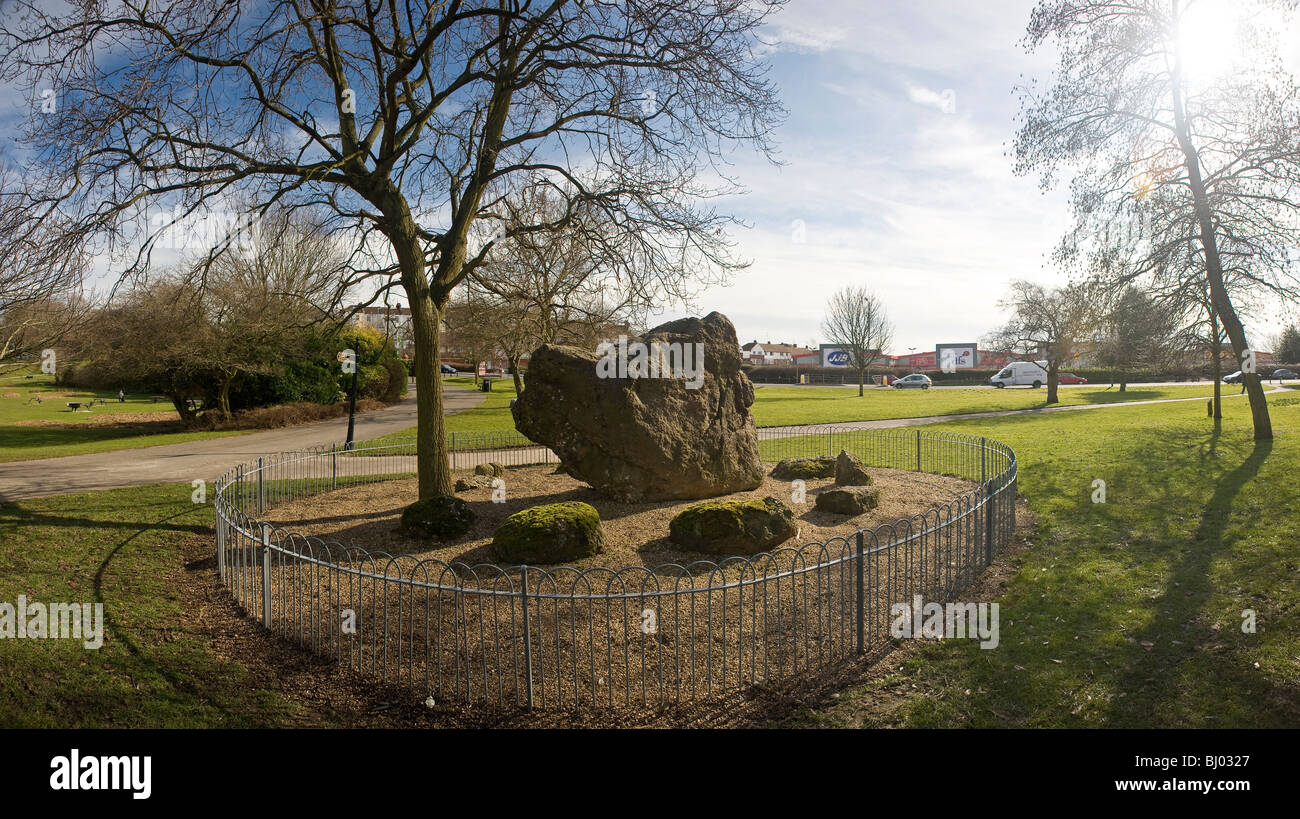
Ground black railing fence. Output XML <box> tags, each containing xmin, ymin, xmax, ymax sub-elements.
<box><xmin>214</xmin><ymin>426</ymin><xmax>1017</xmax><ymax>709</ymax></box>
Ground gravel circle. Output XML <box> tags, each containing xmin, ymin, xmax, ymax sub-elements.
<box><xmin>263</xmin><ymin>465</ymin><xmax>976</xmax><ymax>570</ymax></box>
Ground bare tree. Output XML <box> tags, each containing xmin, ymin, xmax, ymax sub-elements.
<box><xmin>1016</xmin><ymin>0</ymin><xmax>1300</xmax><ymax>440</ymax></box>
<box><xmin>1</xmin><ymin>0</ymin><xmax>785</xmax><ymax>499</ymax></box>
<box><xmin>0</xmin><ymin>164</ymin><xmax>88</xmax><ymax>372</ymax></box>
<box><xmin>1094</xmin><ymin>285</ymin><xmax>1188</xmax><ymax>392</ymax></box>
<box><xmin>78</xmin><ymin>281</ymin><xmax>215</xmax><ymax>425</ymax></box>
<box><xmin>821</xmin><ymin>287</ymin><xmax>894</xmax><ymax>397</ymax></box>
<box><xmin>986</xmin><ymin>280</ymin><xmax>1098</xmax><ymax>405</ymax></box>
<box><xmin>203</xmin><ymin>209</ymin><xmax>353</xmax><ymax>418</ymax></box>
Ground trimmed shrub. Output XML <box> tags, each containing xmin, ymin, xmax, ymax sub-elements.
<box><xmin>474</xmin><ymin>462</ymin><xmax>505</xmax><ymax>478</ymax></box>
<box><xmin>668</xmin><ymin>496</ymin><xmax>797</xmax><ymax>555</ymax></box>
<box><xmin>400</xmin><ymin>495</ymin><xmax>475</xmax><ymax>540</ymax></box>
<box><xmin>493</xmin><ymin>502</ymin><xmax>605</xmax><ymax>564</ymax></box>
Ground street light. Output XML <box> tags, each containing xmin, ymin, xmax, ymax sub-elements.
<box><xmin>345</xmin><ymin>335</ymin><xmax>360</xmax><ymax>450</ymax></box>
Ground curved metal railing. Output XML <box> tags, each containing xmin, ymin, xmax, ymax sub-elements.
<box><xmin>213</xmin><ymin>426</ymin><xmax>1017</xmax><ymax>709</ymax></box>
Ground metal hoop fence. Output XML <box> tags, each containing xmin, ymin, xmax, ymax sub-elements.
<box><xmin>213</xmin><ymin>426</ymin><xmax>1017</xmax><ymax>709</ymax></box>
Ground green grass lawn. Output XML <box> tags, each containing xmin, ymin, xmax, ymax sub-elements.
<box><xmin>0</xmin><ymin>372</ymin><xmax>246</xmax><ymax>463</ymax></box>
<box><xmin>749</xmin><ymin>382</ymin><xmax>1232</xmax><ymax>426</ymax></box>
<box><xmin>5</xmin><ymin>388</ymin><xmax>1298</xmax><ymax>726</ymax></box>
<box><xmin>377</xmin><ymin>379</ymin><xmax>1234</xmax><ymax>441</ymax></box>
<box><xmin>438</xmin><ymin>375</ymin><xmax>519</xmax><ymax>431</ymax></box>
<box><xmin>0</xmin><ymin>484</ymin><xmax>303</xmax><ymax>727</ymax></box>
<box><xmin>782</xmin><ymin>390</ymin><xmax>1300</xmax><ymax>728</ymax></box>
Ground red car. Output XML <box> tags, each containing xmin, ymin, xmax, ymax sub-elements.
<box><xmin>1057</xmin><ymin>373</ymin><xmax>1088</xmax><ymax>385</ymax></box>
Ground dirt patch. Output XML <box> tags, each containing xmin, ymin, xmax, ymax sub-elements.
<box><xmin>262</xmin><ymin>465</ymin><xmax>975</xmax><ymax>569</ymax></box>
<box><xmin>11</xmin><ymin>398</ymin><xmax>394</xmax><ymax>432</ymax></box>
<box><xmin>15</xmin><ymin>413</ymin><xmax>184</xmax><ymax>430</ymax></box>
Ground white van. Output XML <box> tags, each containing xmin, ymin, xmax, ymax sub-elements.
<box><xmin>990</xmin><ymin>361</ymin><xmax>1048</xmax><ymax>388</ymax></box>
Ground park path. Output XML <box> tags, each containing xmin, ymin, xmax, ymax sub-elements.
<box><xmin>0</xmin><ymin>385</ymin><xmax>1283</xmax><ymax>502</ymax></box>
<box><xmin>0</xmin><ymin>383</ymin><xmax>483</xmax><ymax>502</ymax></box>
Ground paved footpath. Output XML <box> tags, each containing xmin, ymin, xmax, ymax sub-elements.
<box><xmin>0</xmin><ymin>385</ymin><xmax>1282</xmax><ymax>502</ymax></box>
<box><xmin>0</xmin><ymin>384</ymin><xmax>483</xmax><ymax>502</ymax></box>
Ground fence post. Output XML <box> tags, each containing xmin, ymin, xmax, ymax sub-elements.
<box><xmin>980</xmin><ymin>437</ymin><xmax>987</xmax><ymax>484</ymax></box>
<box><xmin>855</xmin><ymin>531</ymin><xmax>865</xmax><ymax>655</ymax></box>
<box><xmin>216</xmin><ymin>491</ymin><xmax>226</xmax><ymax>581</ymax></box>
<box><xmin>916</xmin><ymin>429</ymin><xmax>922</xmax><ymax>471</ymax></box>
<box><xmin>261</xmin><ymin>523</ymin><xmax>272</xmax><ymax>628</ymax></box>
<box><xmin>827</xmin><ymin>428</ymin><xmax>833</xmax><ymax>457</ymax></box>
<box><xmin>257</xmin><ymin>457</ymin><xmax>265</xmax><ymax>515</ymax></box>
<box><xmin>331</xmin><ymin>445</ymin><xmax>337</xmax><ymax>490</ymax></box>
<box><xmin>985</xmin><ymin>481</ymin><xmax>996</xmax><ymax>566</ymax></box>
<box><xmin>520</xmin><ymin>566</ymin><xmax>534</xmax><ymax>710</ymax></box>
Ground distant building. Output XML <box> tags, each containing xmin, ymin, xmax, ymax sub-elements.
<box><xmin>742</xmin><ymin>340</ymin><xmax>819</xmax><ymax>366</ymax></box>
<box><xmin>350</xmin><ymin>304</ymin><xmax>414</xmax><ymax>358</ymax></box>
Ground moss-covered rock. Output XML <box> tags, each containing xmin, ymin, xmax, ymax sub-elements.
<box><xmin>668</xmin><ymin>496</ymin><xmax>797</xmax><ymax>555</ymax></box>
<box><xmin>770</xmin><ymin>455</ymin><xmax>837</xmax><ymax>481</ymax></box>
<box><xmin>815</xmin><ymin>486</ymin><xmax>879</xmax><ymax>516</ymax></box>
<box><xmin>400</xmin><ymin>495</ymin><xmax>475</xmax><ymax>539</ymax></box>
<box><xmin>473</xmin><ymin>461</ymin><xmax>505</xmax><ymax>478</ymax></box>
<box><xmin>834</xmin><ymin>450</ymin><xmax>873</xmax><ymax>486</ymax></box>
<box><xmin>454</xmin><ymin>475</ymin><xmax>494</xmax><ymax>492</ymax></box>
<box><xmin>493</xmin><ymin>501</ymin><xmax>605</xmax><ymax>564</ymax></box>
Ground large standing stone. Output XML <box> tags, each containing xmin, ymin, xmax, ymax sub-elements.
<box><xmin>512</xmin><ymin>312</ymin><xmax>765</xmax><ymax>501</ymax></box>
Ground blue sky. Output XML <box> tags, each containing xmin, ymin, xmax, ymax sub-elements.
<box><xmin>657</xmin><ymin>0</ymin><xmax>1074</xmax><ymax>352</ymax></box>
<box><xmin>5</xmin><ymin>0</ymin><xmax>1295</xmax><ymax>353</ymax></box>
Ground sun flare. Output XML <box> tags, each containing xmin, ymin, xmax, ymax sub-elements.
<box><xmin>1176</xmin><ymin>0</ymin><xmax>1243</xmax><ymax>85</ymax></box>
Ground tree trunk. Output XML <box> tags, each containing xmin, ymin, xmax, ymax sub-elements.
<box><xmin>1119</xmin><ymin>373</ymin><xmax>1127</xmax><ymax>393</ymax></box>
<box><xmin>387</xmin><ymin>217</ymin><xmax>454</xmax><ymax>500</ymax></box>
<box><xmin>858</xmin><ymin>368</ymin><xmax>865</xmax><ymax>396</ymax></box>
<box><xmin>169</xmin><ymin>392</ymin><xmax>198</xmax><ymax>427</ymax></box>
<box><xmin>1171</xmin><ymin>39</ymin><xmax>1271</xmax><ymax>439</ymax></box>
<box><xmin>1210</xmin><ymin>306</ymin><xmax>1222</xmax><ymax>419</ymax></box>
<box><xmin>218</xmin><ymin>373</ymin><xmax>235</xmax><ymax>421</ymax></box>
<box><xmin>1046</xmin><ymin>360</ymin><xmax>1060</xmax><ymax>405</ymax></box>
<box><xmin>510</xmin><ymin>354</ymin><xmax>523</xmax><ymax>394</ymax></box>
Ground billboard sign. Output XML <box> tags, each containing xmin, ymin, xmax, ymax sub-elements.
<box><xmin>936</xmin><ymin>343</ymin><xmax>978</xmax><ymax>372</ymax></box>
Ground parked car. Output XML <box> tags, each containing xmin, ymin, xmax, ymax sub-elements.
<box><xmin>892</xmin><ymin>373</ymin><xmax>932</xmax><ymax>389</ymax></box>
<box><xmin>1057</xmin><ymin>373</ymin><xmax>1088</xmax><ymax>385</ymax></box>
<box><xmin>990</xmin><ymin>361</ymin><xmax>1048</xmax><ymax>388</ymax></box>
<box><xmin>440</xmin><ymin>364</ymin><xmax>457</xmax><ymax>374</ymax></box>
<box><xmin>1223</xmin><ymin>370</ymin><xmax>1243</xmax><ymax>384</ymax></box>
<box><xmin>1273</xmin><ymin>368</ymin><xmax>1297</xmax><ymax>380</ymax></box>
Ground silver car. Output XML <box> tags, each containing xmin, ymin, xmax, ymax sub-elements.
<box><xmin>892</xmin><ymin>373</ymin><xmax>932</xmax><ymax>390</ymax></box>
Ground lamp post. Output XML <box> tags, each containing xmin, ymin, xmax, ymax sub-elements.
<box><xmin>345</xmin><ymin>336</ymin><xmax>360</xmax><ymax>450</ymax></box>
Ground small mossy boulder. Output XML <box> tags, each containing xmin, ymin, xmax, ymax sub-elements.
<box><xmin>770</xmin><ymin>455</ymin><xmax>837</xmax><ymax>481</ymax></box>
<box><xmin>454</xmin><ymin>475</ymin><xmax>494</xmax><ymax>492</ymax></box>
<box><xmin>815</xmin><ymin>486</ymin><xmax>879</xmax><ymax>516</ymax></box>
<box><xmin>668</xmin><ymin>496</ymin><xmax>797</xmax><ymax>555</ymax></box>
<box><xmin>834</xmin><ymin>450</ymin><xmax>873</xmax><ymax>486</ymax></box>
<box><xmin>400</xmin><ymin>495</ymin><xmax>475</xmax><ymax>539</ymax></box>
<box><xmin>493</xmin><ymin>502</ymin><xmax>605</xmax><ymax>564</ymax></box>
<box><xmin>474</xmin><ymin>461</ymin><xmax>505</xmax><ymax>478</ymax></box>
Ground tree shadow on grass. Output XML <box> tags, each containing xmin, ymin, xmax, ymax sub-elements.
<box><xmin>1099</xmin><ymin>433</ymin><xmax>1274</xmax><ymax>725</ymax></box>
